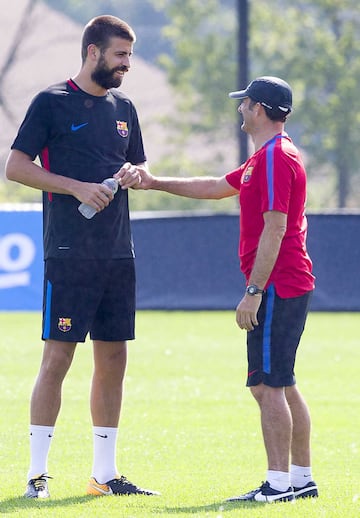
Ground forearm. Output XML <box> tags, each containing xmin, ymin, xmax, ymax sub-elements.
<box><xmin>249</xmin><ymin>233</ymin><xmax>283</xmax><ymax>288</ymax></box>
<box><xmin>6</xmin><ymin>151</ymin><xmax>82</xmax><ymax>196</ymax></box>
<box><xmin>249</xmin><ymin>212</ymin><xmax>287</xmax><ymax>288</ymax></box>
<box><xmin>149</xmin><ymin>176</ymin><xmax>231</xmax><ymax>200</ymax></box>
<box><xmin>118</xmin><ymin>162</ymin><xmax>238</xmax><ymax>199</ymax></box>
<box><xmin>235</xmin><ymin>228</ymin><xmax>281</xmax><ymax>333</ymax></box>
<box><xmin>237</xmin><ymin>211</ymin><xmax>287</xmax><ymax>332</ymax></box>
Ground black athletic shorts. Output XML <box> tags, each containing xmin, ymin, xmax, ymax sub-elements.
<box><xmin>246</xmin><ymin>285</ymin><xmax>313</xmax><ymax>388</ymax></box>
<box><xmin>42</xmin><ymin>258</ymin><xmax>136</xmax><ymax>343</ymax></box>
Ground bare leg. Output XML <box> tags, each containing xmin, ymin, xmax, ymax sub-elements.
<box><xmin>31</xmin><ymin>340</ymin><xmax>76</xmax><ymax>425</ymax></box>
<box><xmin>251</xmin><ymin>383</ymin><xmax>292</xmax><ymax>472</ymax></box>
<box><xmin>285</xmin><ymin>385</ymin><xmax>311</xmax><ymax>466</ymax></box>
<box><xmin>90</xmin><ymin>340</ymin><xmax>127</xmax><ymax>427</ymax></box>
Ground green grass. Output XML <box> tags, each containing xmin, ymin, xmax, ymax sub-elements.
<box><xmin>0</xmin><ymin>311</ymin><xmax>359</xmax><ymax>517</ymax></box>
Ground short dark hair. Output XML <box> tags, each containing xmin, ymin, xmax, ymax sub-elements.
<box><xmin>249</xmin><ymin>97</ymin><xmax>290</xmax><ymax>123</ymax></box>
<box><xmin>81</xmin><ymin>15</ymin><xmax>136</xmax><ymax>63</ymax></box>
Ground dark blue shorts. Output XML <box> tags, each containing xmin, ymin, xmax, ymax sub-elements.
<box><xmin>246</xmin><ymin>285</ymin><xmax>313</xmax><ymax>388</ymax></box>
<box><xmin>42</xmin><ymin>258</ymin><xmax>135</xmax><ymax>343</ymax></box>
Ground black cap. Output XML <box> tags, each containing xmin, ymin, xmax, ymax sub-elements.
<box><xmin>229</xmin><ymin>76</ymin><xmax>292</xmax><ymax>114</ymax></box>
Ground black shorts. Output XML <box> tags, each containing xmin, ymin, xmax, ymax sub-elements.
<box><xmin>246</xmin><ymin>285</ymin><xmax>312</xmax><ymax>388</ymax></box>
<box><xmin>42</xmin><ymin>258</ymin><xmax>136</xmax><ymax>343</ymax></box>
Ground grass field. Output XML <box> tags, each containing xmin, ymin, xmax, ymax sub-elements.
<box><xmin>0</xmin><ymin>311</ymin><xmax>359</xmax><ymax>517</ymax></box>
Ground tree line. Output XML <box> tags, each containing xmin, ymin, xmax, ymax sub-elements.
<box><xmin>1</xmin><ymin>0</ymin><xmax>359</xmax><ymax>209</ymax></box>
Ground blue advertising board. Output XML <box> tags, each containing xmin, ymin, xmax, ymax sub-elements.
<box><xmin>0</xmin><ymin>209</ymin><xmax>43</xmax><ymax>310</ymax></box>
<box><xmin>0</xmin><ymin>209</ymin><xmax>359</xmax><ymax>312</ymax></box>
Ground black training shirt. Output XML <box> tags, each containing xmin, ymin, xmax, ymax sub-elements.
<box><xmin>11</xmin><ymin>79</ymin><xmax>146</xmax><ymax>259</ymax></box>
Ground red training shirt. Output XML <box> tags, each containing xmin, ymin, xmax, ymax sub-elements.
<box><xmin>226</xmin><ymin>133</ymin><xmax>315</xmax><ymax>298</ymax></box>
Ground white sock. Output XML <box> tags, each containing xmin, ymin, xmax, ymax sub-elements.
<box><xmin>27</xmin><ymin>424</ymin><xmax>54</xmax><ymax>480</ymax></box>
<box><xmin>267</xmin><ymin>470</ymin><xmax>291</xmax><ymax>492</ymax></box>
<box><xmin>290</xmin><ymin>464</ymin><xmax>313</xmax><ymax>488</ymax></box>
<box><xmin>91</xmin><ymin>426</ymin><xmax>119</xmax><ymax>484</ymax></box>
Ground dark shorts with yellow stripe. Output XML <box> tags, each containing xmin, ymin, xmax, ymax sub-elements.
<box><xmin>246</xmin><ymin>285</ymin><xmax>313</xmax><ymax>387</ymax></box>
<box><xmin>42</xmin><ymin>258</ymin><xmax>135</xmax><ymax>343</ymax></box>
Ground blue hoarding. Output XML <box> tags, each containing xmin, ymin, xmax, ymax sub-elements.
<box><xmin>0</xmin><ymin>209</ymin><xmax>43</xmax><ymax>310</ymax></box>
<box><xmin>0</xmin><ymin>209</ymin><xmax>359</xmax><ymax>312</ymax></box>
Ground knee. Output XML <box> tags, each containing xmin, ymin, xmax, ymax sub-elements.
<box><xmin>251</xmin><ymin>384</ymin><xmax>285</xmax><ymax>407</ymax></box>
<box><xmin>40</xmin><ymin>342</ymin><xmax>75</xmax><ymax>379</ymax></box>
<box><xmin>285</xmin><ymin>385</ymin><xmax>299</xmax><ymax>405</ymax></box>
<box><xmin>250</xmin><ymin>384</ymin><xmax>265</xmax><ymax>405</ymax></box>
<box><xmin>93</xmin><ymin>342</ymin><xmax>127</xmax><ymax>380</ymax></box>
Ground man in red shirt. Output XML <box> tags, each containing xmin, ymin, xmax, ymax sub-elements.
<box><xmin>121</xmin><ymin>76</ymin><xmax>318</xmax><ymax>503</ymax></box>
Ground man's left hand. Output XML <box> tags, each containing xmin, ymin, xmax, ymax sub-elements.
<box><xmin>236</xmin><ymin>294</ymin><xmax>262</xmax><ymax>331</ymax></box>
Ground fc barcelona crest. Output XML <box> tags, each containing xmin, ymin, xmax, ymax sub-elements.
<box><xmin>242</xmin><ymin>166</ymin><xmax>254</xmax><ymax>183</ymax></box>
<box><xmin>116</xmin><ymin>120</ymin><xmax>128</xmax><ymax>137</ymax></box>
<box><xmin>58</xmin><ymin>317</ymin><xmax>72</xmax><ymax>332</ymax></box>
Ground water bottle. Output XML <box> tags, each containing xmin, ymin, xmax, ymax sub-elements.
<box><xmin>78</xmin><ymin>178</ymin><xmax>119</xmax><ymax>219</ymax></box>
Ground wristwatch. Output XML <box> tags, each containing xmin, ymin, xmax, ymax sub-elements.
<box><xmin>246</xmin><ymin>284</ymin><xmax>265</xmax><ymax>296</ymax></box>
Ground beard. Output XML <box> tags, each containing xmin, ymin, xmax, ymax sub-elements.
<box><xmin>91</xmin><ymin>55</ymin><xmax>127</xmax><ymax>90</ymax></box>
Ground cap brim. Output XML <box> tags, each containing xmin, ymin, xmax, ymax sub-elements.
<box><xmin>228</xmin><ymin>89</ymin><xmax>248</xmax><ymax>99</ymax></box>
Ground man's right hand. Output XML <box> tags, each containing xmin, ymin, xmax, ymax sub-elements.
<box><xmin>115</xmin><ymin>162</ymin><xmax>154</xmax><ymax>190</ymax></box>
<box><xmin>73</xmin><ymin>181</ymin><xmax>114</xmax><ymax>212</ymax></box>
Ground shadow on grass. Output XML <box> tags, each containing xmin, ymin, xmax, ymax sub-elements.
<box><xmin>0</xmin><ymin>497</ymin><xmax>268</xmax><ymax>515</ymax></box>
<box><xmin>0</xmin><ymin>494</ymin><xmax>94</xmax><ymax>513</ymax></box>
<box><xmin>152</xmin><ymin>501</ymin><xmax>267</xmax><ymax>514</ymax></box>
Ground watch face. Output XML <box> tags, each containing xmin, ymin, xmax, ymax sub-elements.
<box><xmin>247</xmin><ymin>284</ymin><xmax>263</xmax><ymax>295</ymax></box>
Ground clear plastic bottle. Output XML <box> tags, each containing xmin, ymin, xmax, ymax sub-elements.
<box><xmin>78</xmin><ymin>178</ymin><xmax>119</xmax><ymax>219</ymax></box>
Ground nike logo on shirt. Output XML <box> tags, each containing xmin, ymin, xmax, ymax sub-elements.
<box><xmin>71</xmin><ymin>122</ymin><xmax>89</xmax><ymax>131</ymax></box>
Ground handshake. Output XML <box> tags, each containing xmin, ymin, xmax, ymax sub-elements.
<box><xmin>77</xmin><ymin>163</ymin><xmax>154</xmax><ymax>220</ymax></box>
<box><xmin>113</xmin><ymin>162</ymin><xmax>153</xmax><ymax>191</ymax></box>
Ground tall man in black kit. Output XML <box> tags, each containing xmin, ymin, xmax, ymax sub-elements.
<box><xmin>6</xmin><ymin>15</ymin><xmax>158</xmax><ymax>499</ymax></box>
